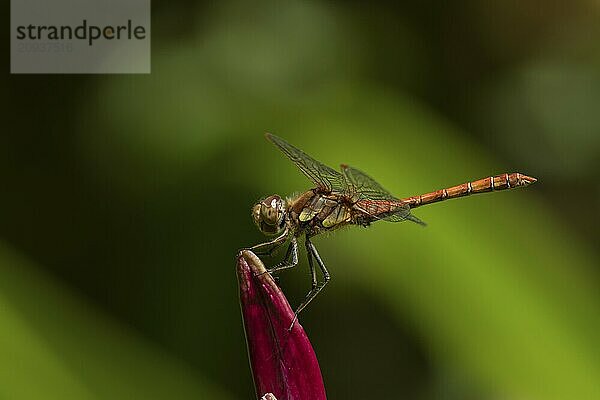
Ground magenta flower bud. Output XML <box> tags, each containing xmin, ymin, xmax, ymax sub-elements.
<box><xmin>237</xmin><ymin>250</ymin><xmax>327</xmax><ymax>400</ymax></box>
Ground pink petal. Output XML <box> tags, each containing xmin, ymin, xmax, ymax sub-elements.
<box><xmin>237</xmin><ymin>250</ymin><xmax>327</xmax><ymax>400</ymax></box>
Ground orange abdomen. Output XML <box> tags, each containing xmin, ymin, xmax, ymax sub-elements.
<box><xmin>401</xmin><ymin>172</ymin><xmax>536</xmax><ymax>209</ymax></box>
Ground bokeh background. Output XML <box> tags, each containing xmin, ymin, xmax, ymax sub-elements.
<box><xmin>3</xmin><ymin>1</ymin><xmax>599</xmax><ymax>399</ymax></box>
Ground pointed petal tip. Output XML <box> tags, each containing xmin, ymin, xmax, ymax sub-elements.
<box><xmin>239</xmin><ymin>250</ymin><xmax>266</xmax><ymax>275</ymax></box>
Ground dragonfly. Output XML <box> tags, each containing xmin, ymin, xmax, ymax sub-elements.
<box><xmin>249</xmin><ymin>133</ymin><xmax>537</xmax><ymax>326</ymax></box>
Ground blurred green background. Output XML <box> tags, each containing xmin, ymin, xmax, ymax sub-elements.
<box><xmin>3</xmin><ymin>1</ymin><xmax>599</xmax><ymax>399</ymax></box>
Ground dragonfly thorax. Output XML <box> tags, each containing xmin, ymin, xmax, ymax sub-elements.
<box><xmin>252</xmin><ymin>194</ymin><xmax>287</xmax><ymax>236</ymax></box>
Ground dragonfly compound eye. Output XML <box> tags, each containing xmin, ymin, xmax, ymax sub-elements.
<box><xmin>252</xmin><ymin>195</ymin><xmax>285</xmax><ymax>235</ymax></box>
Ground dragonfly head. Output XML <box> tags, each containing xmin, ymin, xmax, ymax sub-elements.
<box><xmin>252</xmin><ymin>195</ymin><xmax>286</xmax><ymax>236</ymax></box>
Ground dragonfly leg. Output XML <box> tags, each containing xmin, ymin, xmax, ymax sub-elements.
<box><xmin>289</xmin><ymin>235</ymin><xmax>330</xmax><ymax>330</ymax></box>
<box><xmin>267</xmin><ymin>237</ymin><xmax>298</xmax><ymax>274</ymax></box>
<box><xmin>305</xmin><ymin>236</ymin><xmax>318</xmax><ymax>292</ymax></box>
<box><xmin>248</xmin><ymin>229</ymin><xmax>289</xmax><ymax>257</ymax></box>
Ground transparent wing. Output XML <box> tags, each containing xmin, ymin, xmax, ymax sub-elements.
<box><xmin>382</xmin><ymin>211</ymin><xmax>425</xmax><ymax>225</ymax></box>
<box><xmin>341</xmin><ymin>164</ymin><xmax>424</xmax><ymax>225</ymax></box>
<box><xmin>340</xmin><ymin>164</ymin><xmax>397</xmax><ymax>200</ymax></box>
<box><xmin>266</xmin><ymin>133</ymin><xmax>347</xmax><ymax>192</ymax></box>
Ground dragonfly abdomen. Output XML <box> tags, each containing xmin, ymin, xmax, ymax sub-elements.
<box><xmin>401</xmin><ymin>172</ymin><xmax>537</xmax><ymax>209</ymax></box>
<box><xmin>356</xmin><ymin>199</ymin><xmax>393</xmax><ymax>215</ymax></box>
<box><xmin>353</xmin><ymin>199</ymin><xmax>407</xmax><ymax>222</ymax></box>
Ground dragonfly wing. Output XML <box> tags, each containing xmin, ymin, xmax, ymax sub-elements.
<box><xmin>266</xmin><ymin>133</ymin><xmax>347</xmax><ymax>192</ymax></box>
<box><xmin>341</xmin><ymin>164</ymin><xmax>424</xmax><ymax>225</ymax></box>
<box><xmin>382</xmin><ymin>210</ymin><xmax>425</xmax><ymax>225</ymax></box>
<box><xmin>340</xmin><ymin>164</ymin><xmax>396</xmax><ymax>200</ymax></box>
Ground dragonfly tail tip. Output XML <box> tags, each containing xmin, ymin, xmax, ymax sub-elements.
<box><xmin>520</xmin><ymin>174</ymin><xmax>537</xmax><ymax>185</ymax></box>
